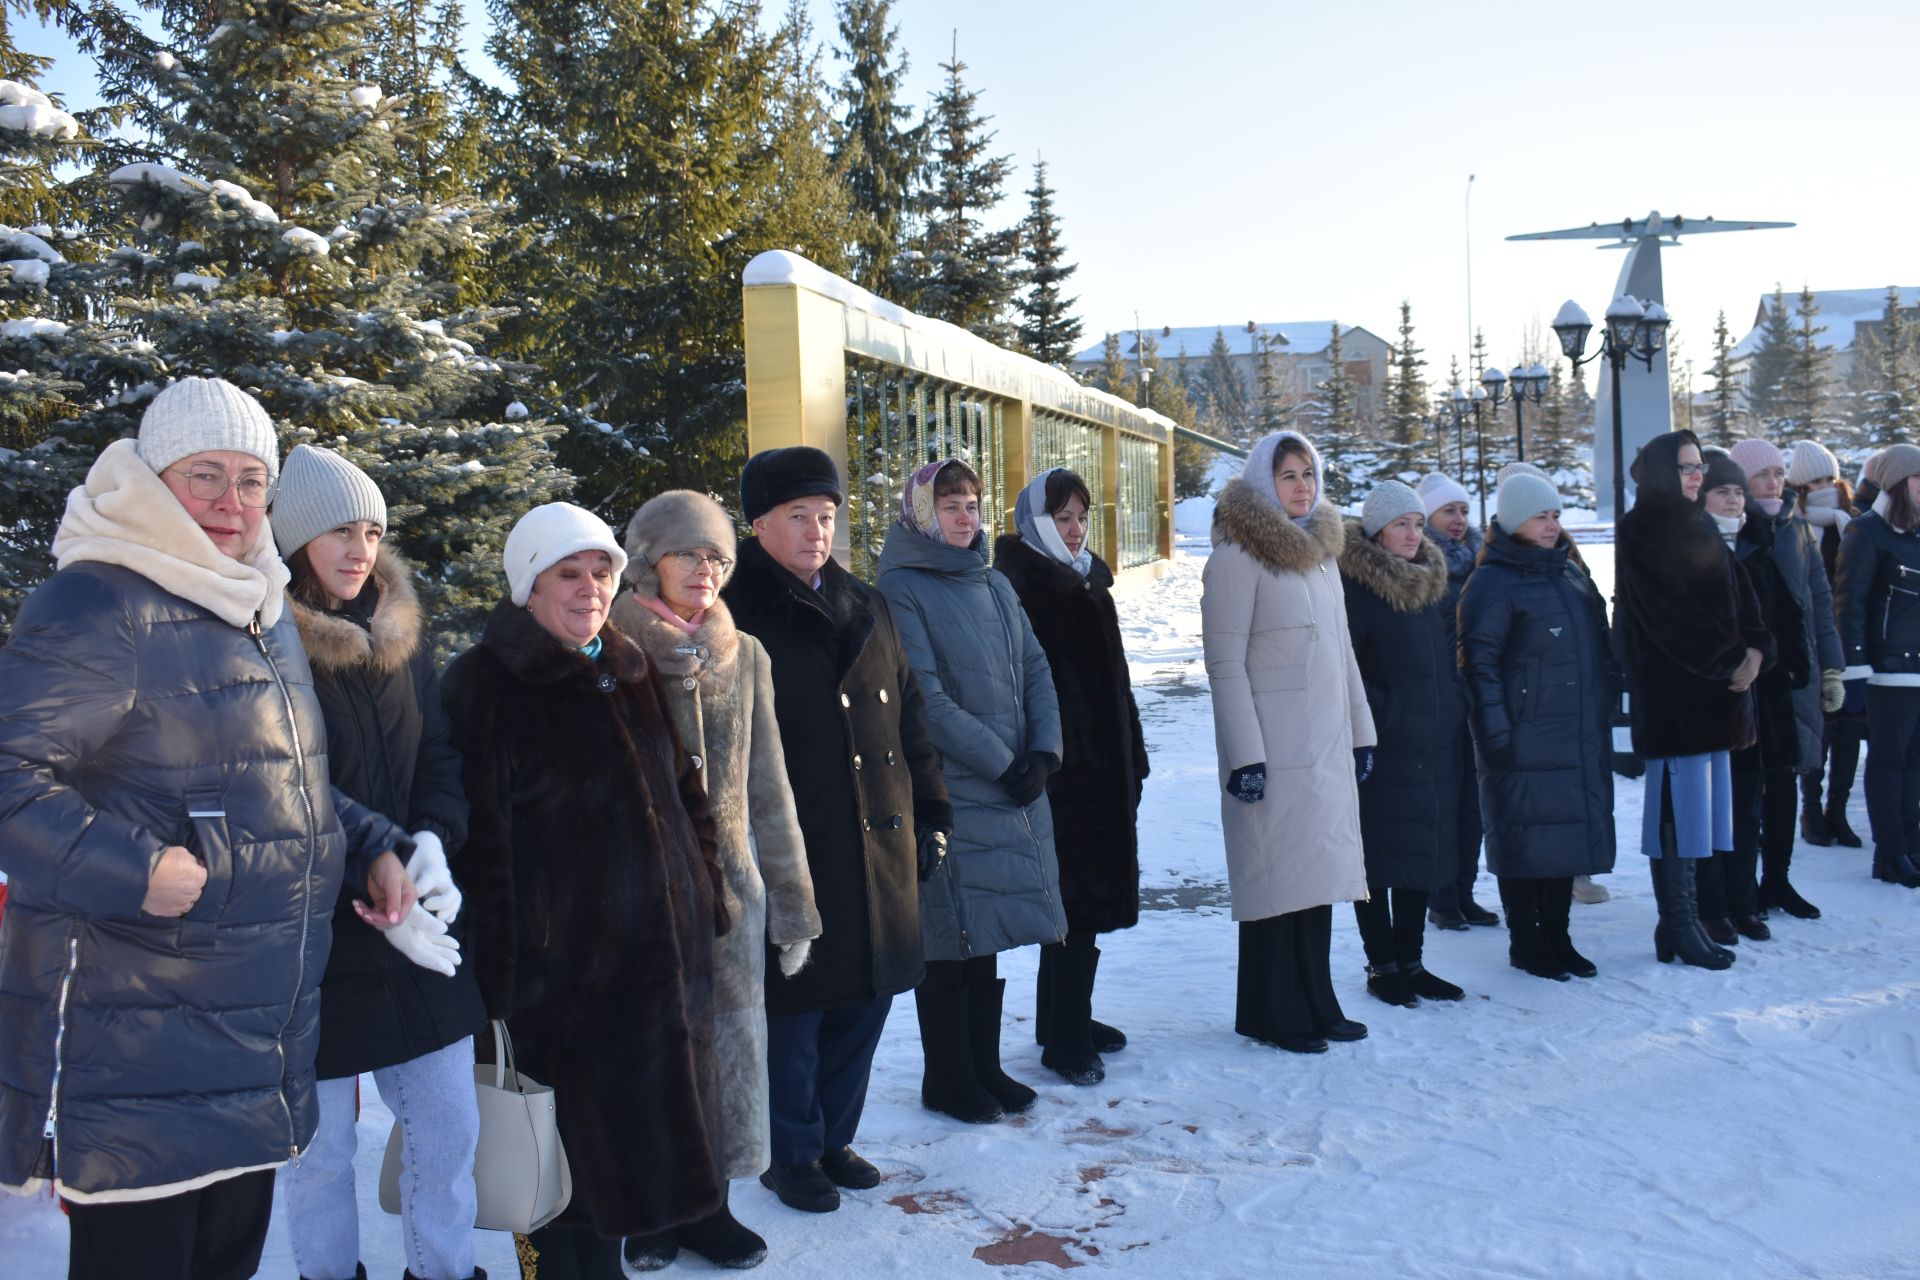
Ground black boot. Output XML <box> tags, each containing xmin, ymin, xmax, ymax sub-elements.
<box><xmin>1088</xmin><ymin>1018</ymin><xmax>1127</xmax><ymax>1054</ymax></box>
<box><xmin>1426</xmin><ymin>903</ymin><xmax>1471</xmax><ymax>931</ymax></box>
<box><xmin>1652</xmin><ymin>855</ymin><xmax>1734</xmax><ymax>969</ymax></box>
<box><xmin>1033</xmin><ymin>944</ymin><xmax>1055</xmax><ymax>1047</ymax></box>
<box><xmin>1040</xmin><ymin>944</ymin><xmax>1105</xmax><ymax>1085</ymax></box>
<box><xmin>1498</xmin><ymin>877</ymin><xmax>1570</xmax><ymax>981</ymax></box>
<box><xmin>621</xmin><ymin>1232</ymin><xmax>679</xmax><ymax>1273</ymax></box>
<box><xmin>1365</xmin><ymin>961</ymin><xmax>1419</xmax><ymax>1007</ymax></box>
<box><xmin>965</xmin><ymin>971</ymin><xmax>1036</xmax><ymax>1114</ymax></box>
<box><xmin>914</xmin><ymin>969</ymin><xmax>1004</xmax><ymax>1124</ymax></box>
<box><xmin>1537</xmin><ymin>877</ymin><xmax>1597</xmax><ymax>978</ymax></box>
<box><xmin>1800</xmin><ymin>804</ymin><xmax>1833</xmax><ymax>847</ymax></box>
<box><xmin>1695</xmin><ymin>852</ymin><xmax>1739</xmax><ymax>947</ymax></box>
<box><xmin>677</xmin><ymin>1187</ymin><xmax>769</xmax><ymax>1270</ymax></box>
<box><xmin>1874</xmin><ymin>846</ymin><xmax>1920</xmax><ymax>888</ymax></box>
<box><xmin>758</xmin><ymin>1160</ymin><xmax>841</xmax><ymax>1213</ymax></box>
<box><xmin>1759</xmin><ymin>877</ymin><xmax>1823</xmax><ymax>918</ymax></box>
<box><xmin>1826</xmin><ymin>804</ymin><xmax>1862</xmax><ymax>848</ymax></box>
<box><xmin>1393</xmin><ymin>890</ymin><xmax>1463</xmax><ymax>998</ymax></box>
<box><xmin>1459</xmin><ymin>895</ymin><xmax>1501</xmax><ymax>927</ymax></box>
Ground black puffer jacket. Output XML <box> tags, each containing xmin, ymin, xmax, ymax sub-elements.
<box><xmin>0</xmin><ymin>562</ymin><xmax>405</xmax><ymax>1201</ymax></box>
<box><xmin>994</xmin><ymin>534</ymin><xmax>1147</xmax><ymax>935</ymax></box>
<box><xmin>292</xmin><ymin>548</ymin><xmax>485</xmax><ymax>1080</ymax></box>
<box><xmin>1734</xmin><ymin>514</ymin><xmax>1811</xmax><ymax>770</ymax></box>
<box><xmin>722</xmin><ymin>540</ymin><xmax>952</xmax><ymax>1013</ymax></box>
<box><xmin>1340</xmin><ymin>523</ymin><xmax>1467</xmax><ymax>891</ymax></box>
<box><xmin>1457</xmin><ymin>523</ymin><xmax>1618</xmax><ymax>879</ymax></box>
<box><xmin>1834</xmin><ymin>497</ymin><xmax>1920</xmax><ymax>678</ymax></box>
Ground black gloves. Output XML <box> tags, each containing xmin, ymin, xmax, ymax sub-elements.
<box><xmin>917</xmin><ymin>829</ymin><xmax>948</xmax><ymax>882</ymax></box>
<box><xmin>1227</xmin><ymin>762</ymin><xmax>1266</xmax><ymax>804</ymax></box>
<box><xmin>998</xmin><ymin>750</ymin><xmax>1054</xmax><ymax>807</ymax></box>
<box><xmin>1354</xmin><ymin>747</ymin><xmax>1374</xmax><ymax>784</ymax></box>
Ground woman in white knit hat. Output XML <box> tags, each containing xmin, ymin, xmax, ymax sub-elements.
<box><xmin>0</xmin><ymin>378</ymin><xmax>415</xmax><ymax>1280</ymax></box>
<box><xmin>1338</xmin><ymin>480</ymin><xmax>1470</xmax><ymax>1007</ymax></box>
<box><xmin>444</xmin><ymin>503</ymin><xmax>730</xmax><ymax>1279</ymax></box>
<box><xmin>272</xmin><ymin>444</ymin><xmax>488</xmax><ymax>1280</ymax></box>
<box><xmin>607</xmin><ymin>490</ymin><xmax>822</xmax><ymax>1272</ymax></box>
<box><xmin>1789</xmin><ymin>438</ymin><xmax>1867</xmax><ymax>856</ymax></box>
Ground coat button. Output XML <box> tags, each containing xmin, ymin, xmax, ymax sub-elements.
<box><xmin>840</xmin><ymin>692</ymin><xmax>851</xmax><ymax>708</ymax></box>
<box><xmin>683</xmin><ymin>677</ymin><xmax>697</xmax><ymax>691</ymax></box>
<box><xmin>889</xmin><ymin>815</ymin><xmax>904</xmax><ymax>829</ymax></box>
<box><xmin>852</xmin><ymin>754</ymin><xmax>863</xmax><ymax>770</ymax></box>
<box><xmin>887</xmin><ymin>750</ymin><xmax>896</xmax><ymax>765</ymax></box>
<box><xmin>862</xmin><ymin>817</ymin><xmax>872</xmax><ymax>831</ymax></box>
<box><xmin>596</xmin><ymin>673</ymin><xmax>617</xmax><ymax>693</ymax></box>
<box><xmin>691</xmin><ymin>755</ymin><xmax>704</xmax><ymax>771</ymax></box>
<box><xmin>696</xmin><ymin>646</ymin><xmax>709</xmax><ymax>660</ymax></box>
<box><xmin>879</xmin><ymin>689</ymin><xmax>889</xmax><ymax>703</ymax></box>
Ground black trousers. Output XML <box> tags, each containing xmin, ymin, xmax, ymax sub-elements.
<box><xmin>1707</xmin><ymin>755</ymin><xmax>1793</xmax><ymax>918</ymax></box>
<box><xmin>1234</xmin><ymin>906</ymin><xmax>1345</xmax><ymax>1043</ymax></box>
<box><xmin>517</xmin><ymin>1223</ymin><xmax>623</xmax><ymax>1280</ymax></box>
<box><xmin>1803</xmin><ymin>716</ymin><xmax>1865</xmax><ymax>811</ymax></box>
<box><xmin>1431</xmin><ymin>729</ymin><xmax>1483</xmax><ymax>913</ymax></box>
<box><xmin>1865</xmin><ymin>686</ymin><xmax>1920</xmax><ymax>861</ymax></box>
<box><xmin>65</xmin><ymin>1168</ymin><xmax>275</xmax><ymax>1280</ymax></box>
<box><xmin>1351</xmin><ymin>883</ymin><xmax>1428</xmax><ymax>970</ymax></box>
<box><xmin>766</xmin><ymin>993</ymin><xmax>892</xmax><ymax>1167</ymax></box>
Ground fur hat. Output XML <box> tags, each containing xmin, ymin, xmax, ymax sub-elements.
<box><xmin>1496</xmin><ymin>472</ymin><xmax>1561</xmax><ymax>533</ymax></box>
<box><xmin>1361</xmin><ymin>479</ymin><xmax>1425</xmax><ymax>537</ymax></box>
<box><xmin>1494</xmin><ymin>461</ymin><xmax>1552</xmax><ymax>488</ymax></box>
<box><xmin>1243</xmin><ymin>430</ymin><xmax>1324</xmax><ymax>511</ymax></box>
<box><xmin>1786</xmin><ymin>440</ymin><xmax>1839</xmax><ymax>487</ymax></box>
<box><xmin>622</xmin><ymin>489</ymin><xmax>737</xmax><ymax>597</ymax></box>
<box><xmin>272</xmin><ymin>444</ymin><xmax>387</xmax><ymax>556</ymax></box>
<box><xmin>137</xmin><ymin>376</ymin><xmax>280</xmax><ymax>477</ymax></box>
<box><xmin>740</xmin><ymin>446</ymin><xmax>844</xmax><ymax>524</ymax></box>
<box><xmin>1728</xmin><ymin>438</ymin><xmax>1785</xmax><ymax>480</ymax></box>
<box><xmin>1874</xmin><ymin>443</ymin><xmax>1920</xmax><ymax>494</ymax></box>
<box><xmin>503</xmin><ymin>502</ymin><xmax>628</xmax><ymax>607</ymax></box>
<box><xmin>1415</xmin><ymin>471</ymin><xmax>1471</xmax><ymax>518</ymax></box>
<box><xmin>1702</xmin><ymin>447</ymin><xmax>1749</xmax><ymax>497</ymax></box>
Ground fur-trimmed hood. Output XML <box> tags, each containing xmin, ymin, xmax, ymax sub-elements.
<box><xmin>288</xmin><ymin>545</ymin><xmax>424</xmax><ymax>676</ymax></box>
<box><xmin>1338</xmin><ymin>518</ymin><xmax>1449</xmax><ymax>613</ymax></box>
<box><xmin>1211</xmin><ymin>478</ymin><xmax>1346</xmax><ymax>574</ymax></box>
<box><xmin>610</xmin><ymin>590</ymin><xmax>742</xmax><ymax>680</ymax></box>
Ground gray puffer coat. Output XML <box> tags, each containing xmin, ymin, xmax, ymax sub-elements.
<box><xmin>0</xmin><ymin>562</ymin><xmax>404</xmax><ymax>1202</ymax></box>
<box><xmin>876</xmin><ymin>524</ymin><xmax>1067</xmax><ymax>960</ymax></box>
<box><xmin>1760</xmin><ymin>504</ymin><xmax>1845</xmax><ymax>769</ymax></box>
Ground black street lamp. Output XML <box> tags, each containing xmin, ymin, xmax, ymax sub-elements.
<box><xmin>1470</xmin><ymin>384</ymin><xmax>1491</xmax><ymax>526</ymax></box>
<box><xmin>1551</xmin><ymin>296</ymin><xmax>1669</xmax><ymax>523</ymax></box>
<box><xmin>1445</xmin><ymin>385</ymin><xmax>1469</xmax><ymax>477</ymax></box>
<box><xmin>1483</xmin><ymin>363</ymin><xmax>1549</xmax><ymax>461</ymax></box>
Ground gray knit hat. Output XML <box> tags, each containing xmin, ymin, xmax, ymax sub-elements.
<box><xmin>272</xmin><ymin>444</ymin><xmax>388</xmax><ymax>556</ymax></box>
<box><xmin>623</xmin><ymin>489</ymin><xmax>738</xmax><ymax>597</ymax></box>
<box><xmin>1361</xmin><ymin>480</ymin><xmax>1425</xmax><ymax>537</ymax></box>
<box><xmin>1496</xmin><ymin>472</ymin><xmax>1562</xmax><ymax>533</ymax></box>
<box><xmin>1874</xmin><ymin>443</ymin><xmax>1920</xmax><ymax>493</ymax></box>
<box><xmin>137</xmin><ymin>376</ymin><xmax>280</xmax><ymax>477</ymax></box>
<box><xmin>1786</xmin><ymin>440</ymin><xmax>1839</xmax><ymax>487</ymax></box>
<box><xmin>1494</xmin><ymin>460</ymin><xmax>1552</xmax><ymax>488</ymax></box>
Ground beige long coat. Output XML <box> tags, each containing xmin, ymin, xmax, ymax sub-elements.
<box><xmin>611</xmin><ymin>593</ymin><xmax>821</xmax><ymax>1179</ymax></box>
<box><xmin>1202</xmin><ymin>481</ymin><xmax>1377</xmax><ymax>922</ymax></box>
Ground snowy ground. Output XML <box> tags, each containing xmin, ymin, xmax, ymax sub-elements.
<box><xmin>8</xmin><ymin>534</ymin><xmax>1920</xmax><ymax>1279</ymax></box>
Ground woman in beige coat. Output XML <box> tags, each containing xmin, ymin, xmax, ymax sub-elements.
<box><xmin>1203</xmin><ymin>431</ymin><xmax>1377</xmax><ymax>1055</ymax></box>
<box><xmin>610</xmin><ymin>490</ymin><xmax>823</xmax><ymax>1273</ymax></box>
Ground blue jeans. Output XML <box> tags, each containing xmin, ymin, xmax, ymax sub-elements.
<box><xmin>283</xmin><ymin>1036</ymin><xmax>480</xmax><ymax>1280</ymax></box>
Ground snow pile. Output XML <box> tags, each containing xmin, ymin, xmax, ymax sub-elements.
<box><xmin>151</xmin><ymin>51</ymin><xmax>178</xmax><ymax>73</ymax></box>
<box><xmin>0</xmin><ymin>81</ymin><xmax>80</xmax><ymax>141</ymax></box>
<box><xmin>0</xmin><ymin>317</ymin><xmax>68</xmax><ymax>340</ymax></box>
<box><xmin>170</xmin><ymin>271</ymin><xmax>220</xmax><ymax>293</ymax></box>
<box><xmin>0</xmin><ymin>226</ymin><xmax>64</xmax><ymax>266</ymax></box>
<box><xmin>280</xmin><ymin>226</ymin><xmax>330</xmax><ymax>257</ymax></box>
<box><xmin>3</xmin><ymin>259</ymin><xmax>49</xmax><ymax>287</ymax></box>
<box><xmin>505</xmin><ymin>400</ymin><xmax>529</xmax><ymax>420</ymax></box>
<box><xmin>106</xmin><ymin>161</ymin><xmax>206</xmax><ymax>197</ymax></box>
<box><xmin>347</xmin><ymin>85</ymin><xmax>381</xmax><ymax>109</ymax></box>
<box><xmin>208</xmin><ymin>178</ymin><xmax>278</xmax><ymax>223</ymax></box>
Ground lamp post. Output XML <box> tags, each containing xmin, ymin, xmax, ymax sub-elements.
<box><xmin>1470</xmin><ymin>385</ymin><xmax>1490</xmax><ymax>526</ymax></box>
<box><xmin>1446</xmin><ymin>385</ymin><xmax>1469</xmax><ymax>477</ymax></box>
<box><xmin>1483</xmin><ymin>363</ymin><xmax>1548</xmax><ymax>461</ymax></box>
<box><xmin>1551</xmin><ymin>295</ymin><xmax>1669</xmax><ymax>524</ymax></box>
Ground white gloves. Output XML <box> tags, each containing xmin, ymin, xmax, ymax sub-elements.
<box><xmin>384</xmin><ymin>903</ymin><xmax>461</xmax><ymax>976</ymax></box>
<box><xmin>778</xmin><ymin>938</ymin><xmax>814</xmax><ymax>978</ymax></box>
<box><xmin>407</xmin><ymin>830</ymin><xmax>461</xmax><ymax>925</ymax></box>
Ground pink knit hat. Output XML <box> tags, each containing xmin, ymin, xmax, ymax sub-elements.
<box><xmin>1728</xmin><ymin>438</ymin><xmax>1785</xmax><ymax>479</ymax></box>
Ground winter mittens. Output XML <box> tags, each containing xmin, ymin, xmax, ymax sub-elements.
<box><xmin>917</xmin><ymin>829</ymin><xmax>949</xmax><ymax>881</ymax></box>
<box><xmin>1821</xmin><ymin>669</ymin><xmax>1846</xmax><ymax>714</ymax></box>
<box><xmin>1354</xmin><ymin>747</ymin><xmax>1375</xmax><ymax>784</ymax></box>
<box><xmin>779</xmin><ymin>938</ymin><xmax>814</xmax><ymax>978</ymax></box>
<box><xmin>1227</xmin><ymin>762</ymin><xmax>1267</xmax><ymax>804</ymax></box>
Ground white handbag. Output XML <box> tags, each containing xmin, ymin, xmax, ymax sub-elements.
<box><xmin>379</xmin><ymin>1020</ymin><xmax>572</xmax><ymax>1233</ymax></box>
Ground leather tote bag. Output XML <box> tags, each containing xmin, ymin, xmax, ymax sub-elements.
<box><xmin>380</xmin><ymin>1019</ymin><xmax>572</xmax><ymax>1232</ymax></box>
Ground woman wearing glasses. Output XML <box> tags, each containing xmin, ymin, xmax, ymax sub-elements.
<box><xmin>608</xmin><ymin>491</ymin><xmax>821</xmax><ymax>1272</ymax></box>
<box><xmin>1615</xmin><ymin>430</ymin><xmax>1773</xmax><ymax>969</ymax></box>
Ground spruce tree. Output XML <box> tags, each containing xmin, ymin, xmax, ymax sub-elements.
<box><xmin>1855</xmin><ymin>286</ymin><xmax>1919</xmax><ymax>446</ymax></box>
<box><xmin>1776</xmin><ymin>285</ymin><xmax>1835</xmax><ymax>445</ymax></box>
<box><xmin>1013</xmin><ymin>158</ymin><xmax>1081</xmax><ymax>365</ymax></box>
<box><xmin>1307</xmin><ymin>322</ymin><xmax>1364</xmax><ymax>505</ymax></box>
<box><xmin>892</xmin><ymin>38</ymin><xmax>1018</xmax><ymax>341</ymax></box>
<box><xmin>1743</xmin><ymin>286</ymin><xmax>1796</xmax><ymax>433</ymax></box>
<box><xmin>1381</xmin><ymin>299</ymin><xmax>1428</xmax><ymax>477</ymax></box>
<box><xmin>1196</xmin><ymin>327</ymin><xmax>1250</xmax><ymax>439</ymax></box>
<box><xmin>1086</xmin><ymin>331</ymin><xmax>1133</xmax><ymax>398</ymax></box>
<box><xmin>751</xmin><ymin>1</ymin><xmax>856</xmax><ymax>276</ymax></box>
<box><xmin>1706</xmin><ymin>309</ymin><xmax>1742</xmax><ymax>446</ymax></box>
<box><xmin>831</xmin><ymin>0</ymin><xmax>919</xmax><ymax>292</ymax></box>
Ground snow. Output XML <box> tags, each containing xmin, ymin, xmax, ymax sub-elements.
<box><xmin>0</xmin><ymin>317</ymin><xmax>68</xmax><ymax>340</ymax></box>
<box><xmin>151</xmin><ymin>51</ymin><xmax>178</xmax><ymax>73</ymax></box>
<box><xmin>280</xmin><ymin>226</ymin><xmax>330</xmax><ymax>257</ymax></box>
<box><xmin>1552</xmin><ymin>299</ymin><xmax>1591</xmax><ymax>329</ymax></box>
<box><xmin>106</xmin><ymin>161</ymin><xmax>206</xmax><ymax>197</ymax></box>
<box><xmin>505</xmin><ymin>400</ymin><xmax>529</xmax><ymax>420</ymax></box>
<box><xmin>347</xmin><ymin>85</ymin><xmax>382</xmax><ymax>109</ymax></box>
<box><xmin>0</xmin><ymin>81</ymin><xmax>79</xmax><ymax>141</ymax></box>
<box><xmin>209</xmin><ymin>178</ymin><xmax>278</xmax><ymax>223</ymax></box>
<box><xmin>3</xmin><ymin>260</ymin><xmax>50</xmax><ymax>287</ymax></box>
<box><xmin>1731</xmin><ymin>286</ymin><xmax>1920</xmax><ymax>361</ymax></box>
<box><xmin>170</xmin><ymin>271</ymin><xmax>220</xmax><ymax>293</ymax></box>
<box><xmin>0</xmin><ymin>227</ymin><xmax>65</xmax><ymax>265</ymax></box>
<box><xmin>1605</xmin><ymin>295</ymin><xmax>1645</xmax><ymax>319</ymax></box>
<box><xmin>7</xmin><ymin>510</ymin><xmax>1920</xmax><ymax>1278</ymax></box>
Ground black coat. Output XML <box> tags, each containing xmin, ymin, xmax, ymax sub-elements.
<box><xmin>993</xmin><ymin>535</ymin><xmax>1147</xmax><ymax>935</ymax></box>
<box><xmin>1615</xmin><ymin>432</ymin><xmax>1774</xmax><ymax>759</ymax></box>
<box><xmin>1834</xmin><ymin>501</ymin><xmax>1920</xmax><ymax>676</ymax></box>
<box><xmin>1457</xmin><ymin>524</ymin><xmax>1619</xmax><ymax>878</ymax></box>
<box><xmin>0</xmin><ymin>563</ymin><xmax>404</xmax><ymax>1199</ymax></box>
<box><xmin>1339</xmin><ymin>524</ymin><xmax>1467</xmax><ymax>891</ymax></box>
<box><xmin>722</xmin><ymin>539</ymin><xmax>952</xmax><ymax>1013</ymax></box>
<box><xmin>1734</xmin><ymin>516</ymin><xmax>1811</xmax><ymax>771</ymax></box>
<box><xmin>291</xmin><ymin>549</ymin><xmax>486</xmax><ymax>1080</ymax></box>
<box><xmin>443</xmin><ymin>602</ymin><xmax>728</xmax><ymax>1238</ymax></box>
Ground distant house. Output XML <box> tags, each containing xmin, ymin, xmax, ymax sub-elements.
<box><xmin>1731</xmin><ymin>287</ymin><xmax>1920</xmax><ymax>385</ymax></box>
<box><xmin>1069</xmin><ymin>322</ymin><xmax>1392</xmax><ymax>428</ymax></box>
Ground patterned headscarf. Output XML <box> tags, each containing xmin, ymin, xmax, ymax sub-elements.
<box><xmin>900</xmin><ymin>459</ymin><xmax>953</xmax><ymax>542</ymax></box>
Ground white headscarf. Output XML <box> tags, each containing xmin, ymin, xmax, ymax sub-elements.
<box><xmin>1015</xmin><ymin>467</ymin><xmax>1092</xmax><ymax>576</ymax></box>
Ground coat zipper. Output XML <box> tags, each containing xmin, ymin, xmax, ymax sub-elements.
<box><xmin>39</xmin><ymin>928</ymin><xmax>79</xmax><ymax>1180</ymax></box>
<box><xmin>250</xmin><ymin>615</ymin><xmax>318</xmax><ymax>1161</ymax></box>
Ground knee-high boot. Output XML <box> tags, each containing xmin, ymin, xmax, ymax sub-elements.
<box><xmin>1040</xmin><ymin>945</ymin><xmax>1104</xmax><ymax>1085</ymax></box>
<box><xmin>914</xmin><ymin>962</ymin><xmax>1003</xmax><ymax>1124</ymax></box>
<box><xmin>963</xmin><ymin>959</ymin><xmax>1036</xmax><ymax>1114</ymax></box>
<box><xmin>1651</xmin><ymin>853</ymin><xmax>1734</xmax><ymax>970</ymax></box>
<box><xmin>1497</xmin><ymin>877</ymin><xmax>1569</xmax><ymax>981</ymax></box>
<box><xmin>1536</xmin><ymin>877</ymin><xmax>1596</xmax><ymax>978</ymax></box>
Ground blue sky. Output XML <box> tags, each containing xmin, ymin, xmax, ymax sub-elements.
<box><xmin>22</xmin><ymin>0</ymin><xmax>1920</xmax><ymax>384</ymax></box>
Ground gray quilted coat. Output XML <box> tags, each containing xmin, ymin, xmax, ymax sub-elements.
<box><xmin>876</xmin><ymin>524</ymin><xmax>1067</xmax><ymax>960</ymax></box>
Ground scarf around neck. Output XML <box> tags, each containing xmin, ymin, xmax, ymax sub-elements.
<box><xmin>636</xmin><ymin>591</ymin><xmax>704</xmax><ymax>636</ymax></box>
<box><xmin>1803</xmin><ymin>486</ymin><xmax>1851</xmax><ymax>531</ymax></box>
<box><xmin>53</xmin><ymin>438</ymin><xmax>289</xmax><ymax>629</ymax></box>
<box><xmin>1014</xmin><ymin>468</ymin><xmax>1092</xmax><ymax>577</ymax></box>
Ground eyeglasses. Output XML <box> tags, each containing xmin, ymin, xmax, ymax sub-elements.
<box><xmin>1677</xmin><ymin>463</ymin><xmax>1708</xmax><ymax>478</ymax></box>
<box><xmin>169</xmin><ymin>466</ymin><xmax>276</xmax><ymax>507</ymax></box>
<box><xmin>666</xmin><ymin>550</ymin><xmax>734</xmax><ymax>576</ymax></box>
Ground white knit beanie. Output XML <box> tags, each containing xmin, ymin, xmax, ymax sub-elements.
<box><xmin>272</xmin><ymin>444</ymin><xmax>388</xmax><ymax>556</ymax></box>
<box><xmin>1361</xmin><ymin>480</ymin><xmax>1425</xmax><ymax>537</ymax></box>
<box><xmin>1496</xmin><ymin>472</ymin><xmax>1561</xmax><ymax>533</ymax></box>
<box><xmin>1786</xmin><ymin>440</ymin><xmax>1839</xmax><ymax>487</ymax></box>
<box><xmin>136</xmin><ymin>376</ymin><xmax>280</xmax><ymax>477</ymax></box>
<box><xmin>1416</xmin><ymin>471</ymin><xmax>1471</xmax><ymax>518</ymax></box>
<box><xmin>504</xmin><ymin>502</ymin><xmax>628</xmax><ymax>606</ymax></box>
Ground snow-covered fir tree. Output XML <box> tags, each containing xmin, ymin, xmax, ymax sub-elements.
<box><xmin>1303</xmin><ymin>322</ymin><xmax>1365</xmax><ymax>505</ymax></box>
<box><xmin>1379</xmin><ymin>299</ymin><xmax>1428</xmax><ymax>478</ymax></box>
<box><xmin>1773</xmin><ymin>285</ymin><xmax>1838</xmax><ymax>446</ymax></box>
<box><xmin>1013</xmin><ymin>158</ymin><xmax>1081</xmax><ymax>365</ymax></box>
<box><xmin>831</xmin><ymin>0</ymin><xmax>920</xmax><ymax>292</ymax></box>
<box><xmin>752</xmin><ymin>1</ymin><xmax>857</xmax><ymax>276</ymax></box>
<box><xmin>1706</xmin><ymin>309</ymin><xmax>1743</xmax><ymax>446</ymax></box>
<box><xmin>1852</xmin><ymin>286</ymin><xmax>1919</xmax><ymax>447</ymax></box>
<box><xmin>1743</xmin><ymin>286</ymin><xmax>1796</xmax><ymax>436</ymax></box>
<box><xmin>892</xmin><ymin>39</ymin><xmax>1019</xmax><ymax>341</ymax></box>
